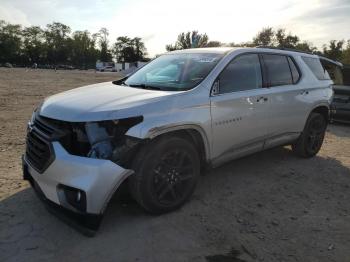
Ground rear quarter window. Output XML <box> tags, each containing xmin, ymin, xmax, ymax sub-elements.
<box><xmin>288</xmin><ymin>57</ymin><xmax>300</xmax><ymax>83</ymax></box>
<box><xmin>302</xmin><ymin>57</ymin><xmax>330</xmax><ymax>80</ymax></box>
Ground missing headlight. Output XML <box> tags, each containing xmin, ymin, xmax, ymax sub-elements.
<box><xmin>57</xmin><ymin>116</ymin><xmax>143</xmax><ymax>166</ymax></box>
<box><xmin>85</xmin><ymin>122</ymin><xmax>113</xmax><ymax>159</ymax></box>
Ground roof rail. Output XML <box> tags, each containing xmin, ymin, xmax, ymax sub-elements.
<box><xmin>255</xmin><ymin>46</ymin><xmax>315</xmax><ymax>55</ymax></box>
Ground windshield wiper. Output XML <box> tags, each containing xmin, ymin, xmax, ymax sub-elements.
<box><xmin>128</xmin><ymin>84</ymin><xmax>162</xmax><ymax>90</ymax></box>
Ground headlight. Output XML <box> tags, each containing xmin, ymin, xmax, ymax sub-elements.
<box><xmin>29</xmin><ymin>111</ymin><xmax>36</xmax><ymax>125</ymax></box>
<box><xmin>29</xmin><ymin>101</ymin><xmax>44</xmax><ymax>125</ymax></box>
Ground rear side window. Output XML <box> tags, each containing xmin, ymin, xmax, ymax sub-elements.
<box><xmin>302</xmin><ymin>57</ymin><xmax>330</xmax><ymax>80</ymax></box>
<box><xmin>218</xmin><ymin>54</ymin><xmax>262</xmax><ymax>94</ymax></box>
<box><xmin>262</xmin><ymin>54</ymin><xmax>293</xmax><ymax>87</ymax></box>
<box><xmin>288</xmin><ymin>57</ymin><xmax>300</xmax><ymax>83</ymax></box>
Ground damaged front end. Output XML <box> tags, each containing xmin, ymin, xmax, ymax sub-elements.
<box><xmin>23</xmin><ymin>112</ymin><xmax>144</xmax><ymax>235</ymax></box>
<box><xmin>59</xmin><ymin>116</ymin><xmax>143</xmax><ymax>166</ymax></box>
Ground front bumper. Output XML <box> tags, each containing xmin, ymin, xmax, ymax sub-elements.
<box><xmin>23</xmin><ymin>142</ymin><xmax>133</xmax><ymax>233</ymax></box>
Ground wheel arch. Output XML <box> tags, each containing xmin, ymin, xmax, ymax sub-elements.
<box><xmin>145</xmin><ymin>125</ymin><xmax>211</xmax><ymax>168</ymax></box>
<box><xmin>309</xmin><ymin>104</ymin><xmax>330</xmax><ymax>122</ymax></box>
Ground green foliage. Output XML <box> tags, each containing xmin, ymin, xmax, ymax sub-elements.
<box><xmin>228</xmin><ymin>42</ymin><xmax>255</xmax><ymax>47</ymax></box>
<box><xmin>323</xmin><ymin>40</ymin><xmax>344</xmax><ymax>61</ymax></box>
<box><xmin>44</xmin><ymin>22</ymin><xmax>71</xmax><ymax>64</ymax></box>
<box><xmin>0</xmin><ymin>20</ymin><xmax>23</xmax><ymax>64</ymax></box>
<box><xmin>97</xmin><ymin>28</ymin><xmax>113</xmax><ymax>62</ymax></box>
<box><xmin>0</xmin><ymin>20</ymin><xmax>148</xmax><ymax>67</ymax></box>
<box><xmin>275</xmin><ymin>29</ymin><xmax>299</xmax><ymax>48</ymax></box>
<box><xmin>22</xmin><ymin>26</ymin><xmax>45</xmax><ymax>64</ymax></box>
<box><xmin>0</xmin><ymin>19</ymin><xmax>349</xmax><ymax>67</ymax></box>
<box><xmin>253</xmin><ymin>27</ymin><xmax>274</xmax><ymax>46</ymax></box>
<box><xmin>342</xmin><ymin>40</ymin><xmax>350</xmax><ymax>64</ymax></box>
<box><xmin>113</xmin><ymin>36</ymin><xmax>147</xmax><ymax>63</ymax></box>
<box><xmin>70</xmin><ymin>30</ymin><xmax>99</xmax><ymax>68</ymax></box>
<box><xmin>295</xmin><ymin>41</ymin><xmax>317</xmax><ymax>53</ymax></box>
<box><xmin>205</xmin><ymin>41</ymin><xmax>222</xmax><ymax>47</ymax></box>
<box><xmin>252</xmin><ymin>27</ymin><xmax>317</xmax><ymax>52</ymax></box>
<box><xmin>166</xmin><ymin>31</ymin><xmax>209</xmax><ymax>51</ymax></box>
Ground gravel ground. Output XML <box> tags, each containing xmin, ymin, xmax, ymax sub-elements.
<box><xmin>0</xmin><ymin>68</ymin><xmax>349</xmax><ymax>262</ymax></box>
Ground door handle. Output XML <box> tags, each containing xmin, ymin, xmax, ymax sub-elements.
<box><xmin>301</xmin><ymin>90</ymin><xmax>309</xmax><ymax>95</ymax></box>
<box><xmin>257</xmin><ymin>97</ymin><xmax>268</xmax><ymax>102</ymax></box>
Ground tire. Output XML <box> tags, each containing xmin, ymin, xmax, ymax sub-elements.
<box><xmin>129</xmin><ymin>136</ymin><xmax>200</xmax><ymax>214</ymax></box>
<box><xmin>292</xmin><ymin>112</ymin><xmax>327</xmax><ymax>158</ymax></box>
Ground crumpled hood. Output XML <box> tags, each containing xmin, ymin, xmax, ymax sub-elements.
<box><xmin>40</xmin><ymin>81</ymin><xmax>175</xmax><ymax>122</ymax></box>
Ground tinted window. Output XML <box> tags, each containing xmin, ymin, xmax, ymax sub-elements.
<box><xmin>218</xmin><ymin>54</ymin><xmax>262</xmax><ymax>94</ymax></box>
<box><xmin>288</xmin><ymin>57</ymin><xmax>300</xmax><ymax>83</ymax></box>
<box><xmin>262</xmin><ymin>54</ymin><xmax>293</xmax><ymax>86</ymax></box>
<box><xmin>302</xmin><ymin>57</ymin><xmax>330</xmax><ymax>80</ymax></box>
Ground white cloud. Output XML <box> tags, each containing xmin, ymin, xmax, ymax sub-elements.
<box><xmin>0</xmin><ymin>3</ymin><xmax>31</xmax><ymax>26</ymax></box>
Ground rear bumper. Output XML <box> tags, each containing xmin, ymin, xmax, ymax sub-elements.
<box><xmin>331</xmin><ymin>102</ymin><xmax>350</xmax><ymax>123</ymax></box>
<box><xmin>23</xmin><ymin>142</ymin><xmax>133</xmax><ymax>233</ymax></box>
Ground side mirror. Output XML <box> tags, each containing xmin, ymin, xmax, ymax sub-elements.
<box><xmin>211</xmin><ymin>79</ymin><xmax>220</xmax><ymax>96</ymax></box>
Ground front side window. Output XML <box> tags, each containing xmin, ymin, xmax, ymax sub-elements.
<box><xmin>217</xmin><ymin>54</ymin><xmax>262</xmax><ymax>94</ymax></box>
<box><xmin>262</xmin><ymin>54</ymin><xmax>293</xmax><ymax>87</ymax></box>
<box><xmin>302</xmin><ymin>57</ymin><xmax>331</xmax><ymax>80</ymax></box>
<box><xmin>124</xmin><ymin>53</ymin><xmax>223</xmax><ymax>91</ymax></box>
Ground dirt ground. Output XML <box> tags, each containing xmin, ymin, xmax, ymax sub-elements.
<box><xmin>0</xmin><ymin>68</ymin><xmax>349</xmax><ymax>262</ymax></box>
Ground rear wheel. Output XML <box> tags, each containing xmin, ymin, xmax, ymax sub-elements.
<box><xmin>129</xmin><ymin>136</ymin><xmax>200</xmax><ymax>214</ymax></box>
<box><xmin>292</xmin><ymin>112</ymin><xmax>327</xmax><ymax>158</ymax></box>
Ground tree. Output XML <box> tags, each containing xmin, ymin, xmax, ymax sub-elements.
<box><xmin>133</xmin><ymin>37</ymin><xmax>147</xmax><ymax>61</ymax></box>
<box><xmin>70</xmin><ymin>30</ymin><xmax>99</xmax><ymax>68</ymax></box>
<box><xmin>342</xmin><ymin>40</ymin><xmax>350</xmax><ymax>64</ymax></box>
<box><xmin>323</xmin><ymin>40</ymin><xmax>344</xmax><ymax>61</ymax></box>
<box><xmin>295</xmin><ymin>41</ymin><xmax>317</xmax><ymax>53</ymax></box>
<box><xmin>228</xmin><ymin>42</ymin><xmax>254</xmax><ymax>47</ymax></box>
<box><xmin>275</xmin><ymin>29</ymin><xmax>299</xmax><ymax>48</ymax></box>
<box><xmin>22</xmin><ymin>26</ymin><xmax>45</xmax><ymax>64</ymax></box>
<box><xmin>44</xmin><ymin>22</ymin><xmax>71</xmax><ymax>64</ymax></box>
<box><xmin>97</xmin><ymin>28</ymin><xmax>112</xmax><ymax>61</ymax></box>
<box><xmin>205</xmin><ymin>41</ymin><xmax>222</xmax><ymax>47</ymax></box>
<box><xmin>253</xmin><ymin>27</ymin><xmax>274</xmax><ymax>46</ymax></box>
<box><xmin>165</xmin><ymin>43</ymin><xmax>178</xmax><ymax>51</ymax></box>
<box><xmin>252</xmin><ymin>27</ymin><xmax>320</xmax><ymax>53</ymax></box>
<box><xmin>114</xmin><ymin>36</ymin><xmax>132</xmax><ymax>62</ymax></box>
<box><xmin>2</xmin><ymin>19</ymin><xmax>350</xmax><ymax>68</ymax></box>
<box><xmin>0</xmin><ymin>20</ymin><xmax>23</xmax><ymax>64</ymax></box>
<box><xmin>166</xmin><ymin>31</ymin><xmax>209</xmax><ymax>51</ymax></box>
<box><xmin>113</xmin><ymin>36</ymin><xmax>147</xmax><ymax>62</ymax></box>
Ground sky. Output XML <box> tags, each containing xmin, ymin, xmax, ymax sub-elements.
<box><xmin>0</xmin><ymin>0</ymin><xmax>349</xmax><ymax>57</ymax></box>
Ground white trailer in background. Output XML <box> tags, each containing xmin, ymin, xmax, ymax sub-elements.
<box><xmin>115</xmin><ymin>61</ymin><xmax>148</xmax><ymax>74</ymax></box>
<box><xmin>96</xmin><ymin>61</ymin><xmax>115</xmax><ymax>72</ymax></box>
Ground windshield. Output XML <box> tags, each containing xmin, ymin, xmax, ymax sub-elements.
<box><xmin>124</xmin><ymin>53</ymin><xmax>224</xmax><ymax>91</ymax></box>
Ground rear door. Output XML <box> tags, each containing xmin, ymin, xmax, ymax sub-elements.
<box><xmin>210</xmin><ymin>53</ymin><xmax>271</xmax><ymax>165</ymax></box>
<box><xmin>260</xmin><ymin>54</ymin><xmax>308</xmax><ymax>148</ymax></box>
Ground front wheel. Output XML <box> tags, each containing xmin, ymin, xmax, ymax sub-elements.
<box><xmin>292</xmin><ymin>112</ymin><xmax>327</xmax><ymax>158</ymax></box>
<box><xmin>129</xmin><ymin>136</ymin><xmax>200</xmax><ymax>214</ymax></box>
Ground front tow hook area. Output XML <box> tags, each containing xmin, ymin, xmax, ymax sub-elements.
<box><xmin>22</xmin><ymin>155</ymin><xmax>102</xmax><ymax>237</ymax></box>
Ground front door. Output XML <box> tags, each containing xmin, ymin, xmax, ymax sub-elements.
<box><xmin>210</xmin><ymin>53</ymin><xmax>270</xmax><ymax>166</ymax></box>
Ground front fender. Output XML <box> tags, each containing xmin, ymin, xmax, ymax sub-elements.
<box><xmin>126</xmin><ymin>119</ymin><xmax>212</xmax><ymax>161</ymax></box>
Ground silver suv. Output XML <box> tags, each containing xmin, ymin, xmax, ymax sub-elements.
<box><xmin>23</xmin><ymin>47</ymin><xmax>333</xmax><ymax>232</ymax></box>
